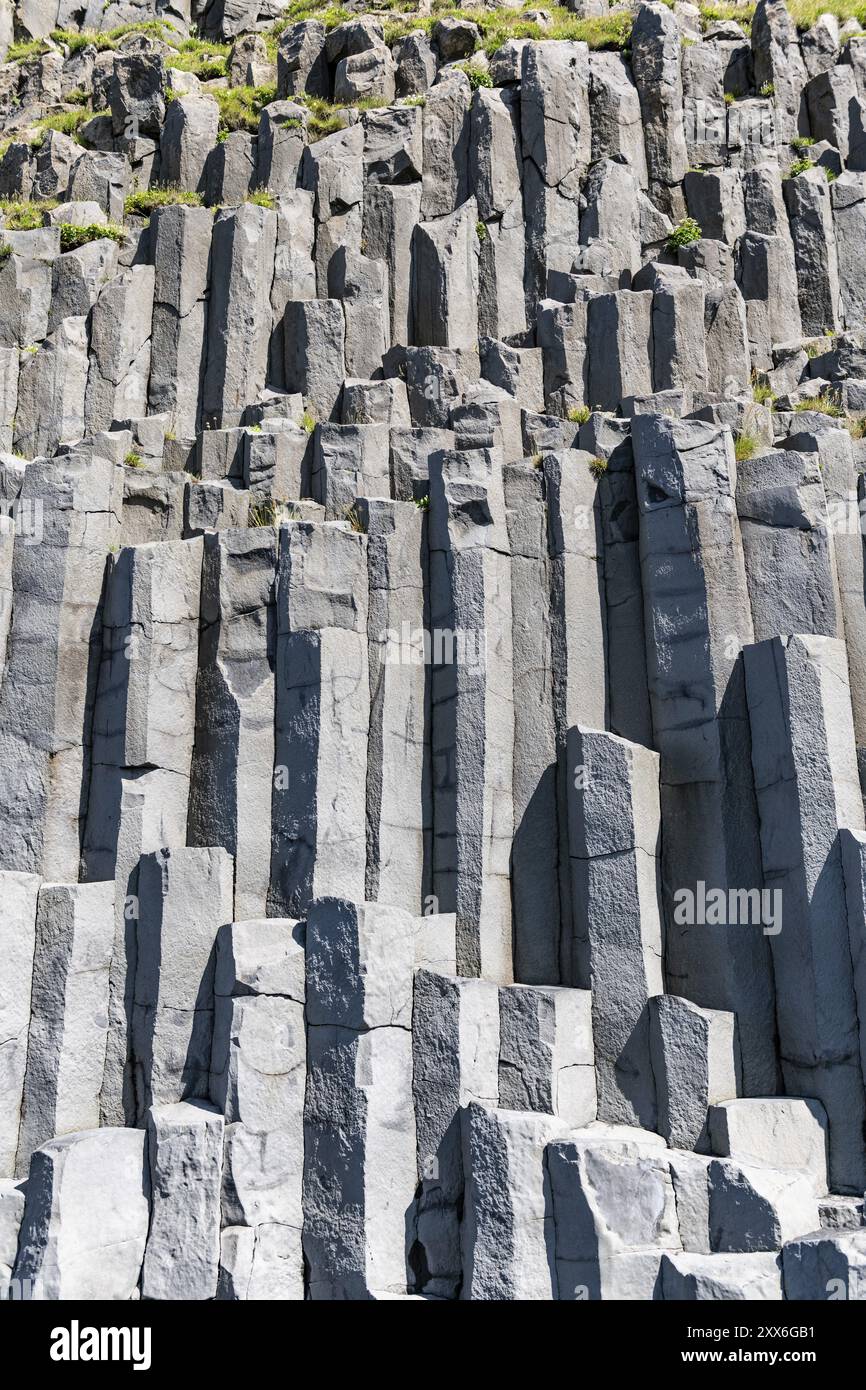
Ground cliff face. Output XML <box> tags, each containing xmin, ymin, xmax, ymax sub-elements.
<box><xmin>1</xmin><ymin>0</ymin><xmax>866</xmax><ymax>1301</ymax></box>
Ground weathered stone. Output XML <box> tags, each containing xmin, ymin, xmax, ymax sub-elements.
<box><xmin>462</xmin><ymin>1103</ymin><xmax>564</xmax><ymax>1300</ymax></box>
<box><xmin>0</xmin><ymin>872</ymin><xmax>40</xmax><ymax>1178</ymax></box>
<box><xmin>203</xmin><ymin>204</ymin><xmax>276</xmax><ymax>429</ymax></box>
<box><xmin>428</xmin><ymin>447</ymin><xmax>514</xmax><ymax>981</ymax></box>
<box><xmin>269</xmin><ymin>525</ymin><xmax>369</xmax><ymax>916</ymax></box>
<box><xmin>744</xmin><ymin>634</ymin><xmax>866</xmax><ymax>1192</ymax></box>
<box><xmin>650</xmin><ymin>995</ymin><xmax>739</xmax><ymax>1151</ymax></box>
<box><xmin>141</xmin><ymin>1100</ymin><xmax>223</xmax><ymax>1301</ymax></box>
<box><xmin>13</xmin><ymin>1127</ymin><xmax>149</xmax><ymax>1300</ymax></box>
<box><xmin>132</xmin><ymin>846</ymin><xmax>234</xmax><ymax>1119</ymax></box>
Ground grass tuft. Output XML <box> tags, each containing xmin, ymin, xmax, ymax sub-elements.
<box><xmin>124</xmin><ymin>186</ymin><xmax>204</xmax><ymax>216</ymax></box>
<box><xmin>59</xmin><ymin>221</ymin><xmax>126</xmax><ymax>251</ymax></box>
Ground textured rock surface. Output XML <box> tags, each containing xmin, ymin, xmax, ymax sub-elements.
<box><xmin>2</xmin><ymin>0</ymin><xmax>866</xmax><ymax>1303</ymax></box>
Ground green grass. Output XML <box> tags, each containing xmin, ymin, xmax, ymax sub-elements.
<box><xmin>414</xmin><ymin>495</ymin><xmax>430</xmax><ymax>510</ymax></box>
<box><xmin>301</xmin><ymin>411</ymin><xmax>316</xmax><ymax>434</ymax></box>
<box><xmin>59</xmin><ymin>222</ymin><xmax>126</xmax><ymax>251</ymax></box>
<box><xmin>666</xmin><ymin>216</ymin><xmax>702</xmax><ymax>251</ymax></box>
<box><xmin>248</xmin><ymin>189</ymin><xmax>276</xmax><ymax>208</ymax></box>
<box><xmin>0</xmin><ymin>243</ymin><xmax>11</xmax><ymax>261</ymax></box>
<box><xmin>475</xmin><ymin>219</ymin><xmax>487</xmax><ymax>241</ymax></box>
<box><xmin>0</xmin><ymin>198</ymin><xmax>58</xmax><ymax>230</ymax></box>
<box><xmin>373</xmin><ymin>4</ymin><xmax>633</xmax><ymax>54</ymax></box>
<box><xmin>847</xmin><ymin>416</ymin><xmax>866</xmax><ymax>439</ymax></box>
<box><xmin>589</xmin><ymin>456</ymin><xmax>608</xmax><ymax>480</ymax></box>
<box><xmin>124</xmin><ymin>451</ymin><xmax>144</xmax><ymax>468</ymax></box>
<box><xmin>567</xmin><ymin>405</ymin><xmax>591</xmax><ymax>425</ymax></box>
<box><xmin>168</xmin><ymin>37</ymin><xmax>230</xmax><ymax>79</ymax></box>
<box><xmin>213</xmin><ymin>83</ymin><xmax>278</xmax><ymax>134</ymax></box>
<box><xmin>791</xmin><ymin>137</ymin><xmax>815</xmax><ymax>151</ymax></box>
<box><xmin>734</xmin><ymin>431</ymin><xmax>760</xmax><ymax>462</ymax></box>
<box><xmin>6</xmin><ymin>38</ymin><xmax>50</xmax><ymax>62</ymax></box>
<box><xmin>296</xmin><ymin>95</ymin><xmax>348</xmax><ymax>140</ymax></box>
<box><xmin>793</xmin><ymin>393</ymin><xmax>844</xmax><ymax>417</ymax></box>
<box><xmin>124</xmin><ymin>186</ymin><xmax>204</xmax><ymax>216</ymax></box>
<box><xmin>34</xmin><ymin>110</ymin><xmax>92</xmax><ymax>139</ymax></box>
<box><xmin>752</xmin><ymin>379</ymin><xmax>774</xmax><ymax>405</ymax></box>
<box><xmin>786</xmin><ymin>158</ymin><xmax>814</xmax><ymax>178</ymax></box>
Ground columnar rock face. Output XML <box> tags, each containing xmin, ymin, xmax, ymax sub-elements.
<box><xmin>303</xmin><ymin>898</ymin><xmax>416</xmax><ymax>1299</ymax></box>
<box><xmin>5</xmin><ymin>0</ymin><xmax>866</xmax><ymax>1304</ymax></box>
<box><xmin>211</xmin><ymin>918</ymin><xmax>306</xmax><ymax>1301</ymax></box>
<box><xmin>744</xmin><ymin>634</ymin><xmax>866</xmax><ymax>1193</ymax></box>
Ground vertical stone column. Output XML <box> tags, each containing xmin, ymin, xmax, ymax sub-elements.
<box><xmin>188</xmin><ymin>526</ymin><xmax>278</xmax><ymax>921</ymax></box>
<box><xmin>633</xmin><ymin>413</ymin><xmax>778</xmax><ymax>1095</ymax></box>
<box><xmin>269</xmin><ymin>522</ymin><xmax>369</xmax><ymax>917</ymax></box>
<box><xmin>132</xmin><ymin>845</ymin><xmax>234</xmax><ymax>1120</ymax></box>
<box><xmin>567</xmin><ymin>728</ymin><xmax>663</xmax><ymax>1128</ymax></box>
<box><xmin>505</xmin><ymin>462</ymin><xmax>561</xmax><ymax>984</ymax></box>
<box><xmin>360</xmin><ymin>498</ymin><xmax>428</xmax><ymax>912</ymax></box>
<box><xmin>15</xmin><ymin>881</ymin><xmax>115</xmax><ymax>1176</ymax></box>
<box><xmin>303</xmin><ymin>898</ymin><xmax>416</xmax><ymax>1300</ymax></box>
<box><xmin>745</xmin><ymin>634</ymin><xmax>866</xmax><ymax>1193</ymax></box>
<box><xmin>544</xmin><ymin>450</ymin><xmax>608</xmax><ymax>982</ymax></box>
<box><xmin>211</xmin><ymin>918</ymin><xmax>306</xmax><ymax>1301</ymax></box>
<box><xmin>411</xmin><ymin>968</ymin><xmax>500</xmax><ymax>1299</ymax></box>
<box><xmin>0</xmin><ymin>452</ymin><xmax>122</xmax><ymax>880</ymax></box>
<box><xmin>0</xmin><ymin>872</ymin><xmax>40</xmax><ymax>1177</ymax></box>
<box><xmin>428</xmin><ymin>448</ymin><xmax>514</xmax><ymax>981</ymax></box>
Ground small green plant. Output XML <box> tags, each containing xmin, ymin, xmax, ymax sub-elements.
<box><xmin>475</xmin><ymin>219</ymin><xmax>487</xmax><ymax>242</ymax></box>
<box><xmin>414</xmin><ymin>495</ymin><xmax>430</xmax><ymax>510</ymax></box>
<box><xmin>724</xmin><ymin>91</ymin><xmax>736</xmax><ymax>105</ymax></box>
<box><xmin>825</xmin><ymin>166</ymin><xmax>838</xmax><ymax>182</ymax></box>
<box><xmin>752</xmin><ymin>379</ymin><xmax>774</xmax><ymax>405</ymax></box>
<box><xmin>248</xmin><ymin>189</ymin><xmax>276</xmax><ymax>208</ymax></box>
<box><xmin>589</xmin><ymin>456</ymin><xmax>608</xmax><ymax>480</ymax></box>
<box><xmin>0</xmin><ymin>243</ymin><xmax>11</xmax><ymax>261</ymax></box>
<box><xmin>786</xmin><ymin>157</ymin><xmax>814</xmax><ymax>177</ymax></box>
<box><xmin>124</xmin><ymin>186</ymin><xmax>204</xmax><ymax>216</ymax></box>
<box><xmin>794</xmin><ymin>393</ymin><xmax>844</xmax><ymax>417</ymax></box>
<box><xmin>301</xmin><ymin>411</ymin><xmax>316</xmax><ymax>434</ymax></box>
<box><xmin>847</xmin><ymin>416</ymin><xmax>866</xmax><ymax>440</ymax></box>
<box><xmin>666</xmin><ymin>217</ymin><xmax>702</xmax><ymax>252</ymax></box>
<box><xmin>759</xmin><ymin>81</ymin><xmax>775</xmax><ymax>97</ymax></box>
<box><xmin>344</xmin><ymin>504</ymin><xmax>366</xmax><ymax>534</ymax></box>
<box><xmin>401</xmin><ymin>94</ymin><xmax>426</xmax><ymax>107</ymax></box>
<box><xmin>248</xmin><ymin>422</ymin><xmax>263</xmax><ymax>433</ymax></box>
<box><xmin>791</xmin><ymin>136</ymin><xmax>815</xmax><ymax>151</ymax></box>
<box><xmin>59</xmin><ymin>222</ymin><xmax>125</xmax><ymax>251</ymax></box>
<box><xmin>124</xmin><ymin>451</ymin><xmax>144</xmax><ymax>468</ymax></box>
<box><xmin>734</xmin><ymin>431</ymin><xmax>760</xmax><ymax>462</ymax></box>
<box><xmin>458</xmin><ymin>61</ymin><xmax>493</xmax><ymax>90</ymax></box>
<box><xmin>567</xmin><ymin>405</ymin><xmax>591</xmax><ymax>425</ymax></box>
